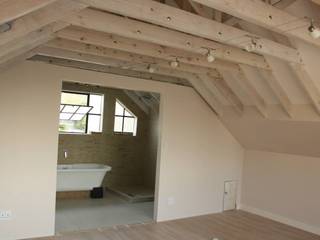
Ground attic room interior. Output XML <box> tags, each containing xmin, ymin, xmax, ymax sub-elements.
<box><xmin>1</xmin><ymin>0</ymin><xmax>320</xmax><ymax>239</ymax></box>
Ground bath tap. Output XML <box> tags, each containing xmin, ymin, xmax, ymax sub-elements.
<box><xmin>63</xmin><ymin>150</ymin><xmax>68</xmax><ymax>159</ymax></box>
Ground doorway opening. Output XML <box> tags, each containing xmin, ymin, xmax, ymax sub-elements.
<box><xmin>55</xmin><ymin>81</ymin><xmax>160</xmax><ymax>233</ymax></box>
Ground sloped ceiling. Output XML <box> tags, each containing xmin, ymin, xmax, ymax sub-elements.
<box><xmin>222</xmin><ymin>116</ymin><xmax>320</xmax><ymax>158</ymax></box>
<box><xmin>219</xmin><ymin>0</ymin><xmax>320</xmax><ymax>157</ymax></box>
<box><xmin>2</xmin><ymin>0</ymin><xmax>320</xmax><ymax>158</ymax></box>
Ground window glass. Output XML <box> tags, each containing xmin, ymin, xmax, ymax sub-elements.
<box><xmin>114</xmin><ymin>116</ymin><xmax>123</xmax><ymax>132</ymax></box>
<box><xmin>124</xmin><ymin>110</ymin><xmax>133</xmax><ymax>117</ymax></box>
<box><xmin>59</xmin><ymin>117</ymin><xmax>87</xmax><ymax>133</ymax></box>
<box><xmin>61</xmin><ymin>92</ymin><xmax>87</xmax><ymax>105</ymax></box>
<box><xmin>59</xmin><ymin>91</ymin><xmax>104</xmax><ymax>134</ymax></box>
<box><xmin>87</xmin><ymin>115</ymin><xmax>101</xmax><ymax>133</ymax></box>
<box><xmin>115</xmin><ymin>101</ymin><xmax>124</xmax><ymax>115</ymax></box>
<box><xmin>62</xmin><ymin>105</ymin><xmax>79</xmax><ymax>113</ymax></box>
<box><xmin>77</xmin><ymin>106</ymin><xmax>92</xmax><ymax>114</ymax></box>
<box><xmin>70</xmin><ymin>114</ymin><xmax>86</xmax><ymax>121</ymax></box>
<box><xmin>89</xmin><ymin>94</ymin><xmax>103</xmax><ymax>114</ymax></box>
<box><xmin>123</xmin><ymin>117</ymin><xmax>135</xmax><ymax>133</ymax></box>
<box><xmin>113</xmin><ymin>99</ymin><xmax>137</xmax><ymax>136</ymax></box>
<box><xmin>60</xmin><ymin>113</ymin><xmax>72</xmax><ymax>120</ymax></box>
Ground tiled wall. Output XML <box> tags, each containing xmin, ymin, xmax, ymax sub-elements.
<box><xmin>57</xmin><ymin>82</ymin><xmax>158</xmax><ymax>188</ymax></box>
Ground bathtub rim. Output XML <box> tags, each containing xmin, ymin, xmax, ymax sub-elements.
<box><xmin>57</xmin><ymin>163</ymin><xmax>112</xmax><ymax>172</ymax></box>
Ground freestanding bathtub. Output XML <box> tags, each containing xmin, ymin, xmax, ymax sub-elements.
<box><xmin>56</xmin><ymin>164</ymin><xmax>112</xmax><ymax>192</ymax></box>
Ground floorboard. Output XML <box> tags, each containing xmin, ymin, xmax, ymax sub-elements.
<box><xmin>30</xmin><ymin>210</ymin><xmax>320</xmax><ymax>240</ymax></box>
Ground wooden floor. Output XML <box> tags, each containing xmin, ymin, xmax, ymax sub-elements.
<box><xmin>32</xmin><ymin>210</ymin><xmax>320</xmax><ymax>240</ymax></box>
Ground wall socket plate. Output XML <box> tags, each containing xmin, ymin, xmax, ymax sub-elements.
<box><xmin>0</xmin><ymin>210</ymin><xmax>12</xmax><ymax>220</ymax></box>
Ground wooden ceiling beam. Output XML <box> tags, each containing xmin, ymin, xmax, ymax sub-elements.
<box><xmin>0</xmin><ymin>0</ymin><xmax>87</xmax><ymax>46</ymax></box>
<box><xmin>170</xmin><ymin>0</ymin><xmax>320</xmax><ymax>116</ymax></box>
<box><xmin>0</xmin><ymin>22</ymin><xmax>67</xmax><ymax>61</ymax></box>
<box><xmin>186</xmin><ymin>75</ymin><xmax>224</xmax><ymax>115</ymax></box>
<box><xmin>44</xmin><ymin>38</ymin><xmax>221</xmax><ymax>77</ymax></box>
<box><xmin>201</xmin><ymin>73</ymin><xmax>244</xmax><ymax>114</ymax></box>
<box><xmin>188</xmin><ymin>0</ymin><xmax>213</xmax><ymax>18</ymax></box>
<box><xmin>312</xmin><ymin>0</ymin><xmax>320</xmax><ymax>5</ymax></box>
<box><xmin>0</xmin><ymin>0</ymin><xmax>57</xmax><ymax>25</ymax></box>
<box><xmin>66</xmin><ymin>9</ymin><xmax>270</xmax><ymax>70</ymax></box>
<box><xmin>133</xmin><ymin>91</ymin><xmax>156</xmax><ymax>108</ymax></box>
<box><xmin>174</xmin><ymin>0</ymin><xmax>195</xmax><ymax>13</ymax></box>
<box><xmin>192</xmin><ymin>0</ymin><xmax>319</xmax><ymax>47</ymax></box>
<box><xmin>225</xmin><ymin>66</ymin><xmax>268</xmax><ymax>117</ymax></box>
<box><xmin>259</xmin><ymin>69</ymin><xmax>293</xmax><ymax>118</ymax></box>
<box><xmin>35</xmin><ymin>45</ymin><xmax>187</xmax><ymax>82</ymax></box>
<box><xmin>123</xmin><ymin>90</ymin><xmax>150</xmax><ymax>114</ymax></box>
<box><xmin>78</xmin><ymin>0</ymin><xmax>302</xmax><ymax>63</ymax></box>
<box><xmin>0</xmin><ymin>22</ymin><xmax>67</xmax><ymax>66</ymax></box>
<box><xmin>290</xmin><ymin>63</ymin><xmax>320</xmax><ymax>115</ymax></box>
<box><xmin>35</xmin><ymin>46</ymin><xmax>224</xmax><ymax>115</ymax></box>
<box><xmin>56</xmin><ymin>27</ymin><xmax>239</xmax><ymax>72</ymax></box>
<box><xmin>31</xmin><ymin>54</ymin><xmax>190</xmax><ymax>86</ymax></box>
<box><xmin>214</xmin><ymin>10</ymin><xmax>223</xmax><ymax>22</ymax></box>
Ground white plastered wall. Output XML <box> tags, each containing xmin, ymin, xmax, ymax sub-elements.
<box><xmin>0</xmin><ymin>61</ymin><xmax>244</xmax><ymax>240</ymax></box>
<box><xmin>241</xmin><ymin>150</ymin><xmax>320</xmax><ymax>235</ymax></box>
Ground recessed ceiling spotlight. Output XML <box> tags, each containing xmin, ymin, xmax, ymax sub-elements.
<box><xmin>147</xmin><ymin>64</ymin><xmax>155</xmax><ymax>73</ymax></box>
<box><xmin>170</xmin><ymin>59</ymin><xmax>179</xmax><ymax>68</ymax></box>
<box><xmin>206</xmin><ymin>50</ymin><xmax>216</xmax><ymax>63</ymax></box>
<box><xmin>308</xmin><ymin>20</ymin><xmax>320</xmax><ymax>39</ymax></box>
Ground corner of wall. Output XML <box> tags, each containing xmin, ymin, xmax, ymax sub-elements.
<box><xmin>239</xmin><ymin>204</ymin><xmax>320</xmax><ymax>236</ymax></box>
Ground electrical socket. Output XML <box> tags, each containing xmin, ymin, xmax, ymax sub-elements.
<box><xmin>0</xmin><ymin>210</ymin><xmax>12</xmax><ymax>220</ymax></box>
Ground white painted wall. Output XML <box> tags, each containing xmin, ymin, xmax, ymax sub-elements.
<box><xmin>241</xmin><ymin>150</ymin><xmax>320</xmax><ymax>235</ymax></box>
<box><xmin>0</xmin><ymin>61</ymin><xmax>244</xmax><ymax>240</ymax></box>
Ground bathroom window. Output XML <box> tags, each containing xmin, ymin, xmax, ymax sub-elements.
<box><xmin>59</xmin><ymin>91</ymin><xmax>104</xmax><ymax>134</ymax></box>
<box><xmin>114</xmin><ymin>100</ymin><xmax>137</xmax><ymax>136</ymax></box>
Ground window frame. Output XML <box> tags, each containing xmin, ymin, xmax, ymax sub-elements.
<box><xmin>114</xmin><ymin>100</ymin><xmax>137</xmax><ymax>136</ymax></box>
<box><xmin>59</xmin><ymin>91</ymin><xmax>104</xmax><ymax>134</ymax></box>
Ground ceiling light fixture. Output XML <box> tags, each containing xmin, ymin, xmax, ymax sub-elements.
<box><xmin>245</xmin><ymin>39</ymin><xmax>257</xmax><ymax>52</ymax></box>
<box><xmin>308</xmin><ymin>19</ymin><xmax>320</xmax><ymax>39</ymax></box>
<box><xmin>170</xmin><ymin>59</ymin><xmax>179</xmax><ymax>68</ymax></box>
<box><xmin>147</xmin><ymin>64</ymin><xmax>155</xmax><ymax>73</ymax></box>
<box><xmin>206</xmin><ymin>50</ymin><xmax>216</xmax><ymax>63</ymax></box>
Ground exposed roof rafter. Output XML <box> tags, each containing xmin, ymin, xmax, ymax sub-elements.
<box><xmin>78</xmin><ymin>0</ymin><xmax>302</xmax><ymax>63</ymax></box>
<box><xmin>192</xmin><ymin>0</ymin><xmax>320</xmax><ymax>48</ymax></box>
<box><xmin>56</xmin><ymin>26</ymin><xmax>239</xmax><ymax>72</ymax></box>
<box><xmin>0</xmin><ymin>0</ymin><xmax>87</xmax><ymax>46</ymax></box>
<box><xmin>65</xmin><ymin>9</ymin><xmax>270</xmax><ymax>70</ymax></box>
<box><xmin>0</xmin><ymin>0</ymin><xmax>57</xmax><ymax>25</ymax></box>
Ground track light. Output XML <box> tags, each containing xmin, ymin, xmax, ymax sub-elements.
<box><xmin>206</xmin><ymin>50</ymin><xmax>215</xmax><ymax>63</ymax></box>
<box><xmin>308</xmin><ymin>20</ymin><xmax>320</xmax><ymax>39</ymax></box>
<box><xmin>147</xmin><ymin>65</ymin><xmax>155</xmax><ymax>73</ymax></box>
<box><xmin>245</xmin><ymin>40</ymin><xmax>257</xmax><ymax>52</ymax></box>
<box><xmin>170</xmin><ymin>59</ymin><xmax>179</xmax><ymax>68</ymax></box>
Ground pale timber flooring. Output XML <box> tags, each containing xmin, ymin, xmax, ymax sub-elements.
<box><xmin>31</xmin><ymin>210</ymin><xmax>320</xmax><ymax>240</ymax></box>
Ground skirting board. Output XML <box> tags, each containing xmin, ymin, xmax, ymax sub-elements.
<box><xmin>240</xmin><ymin>204</ymin><xmax>320</xmax><ymax>236</ymax></box>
